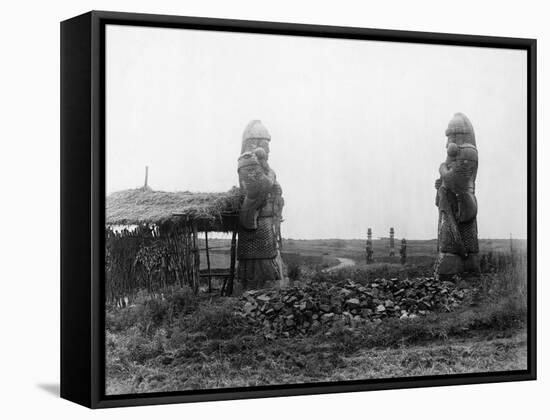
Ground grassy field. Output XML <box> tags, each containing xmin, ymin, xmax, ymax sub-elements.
<box><xmin>197</xmin><ymin>237</ymin><xmax>526</xmax><ymax>281</ymax></box>
<box><xmin>105</xmin><ymin>238</ymin><xmax>528</xmax><ymax>395</ymax></box>
<box><xmin>282</xmin><ymin>237</ymin><xmax>525</xmax><ymax>265</ymax></box>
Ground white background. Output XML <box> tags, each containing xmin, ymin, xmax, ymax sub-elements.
<box><xmin>0</xmin><ymin>0</ymin><xmax>547</xmax><ymax>418</ymax></box>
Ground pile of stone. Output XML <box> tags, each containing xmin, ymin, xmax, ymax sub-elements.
<box><xmin>236</xmin><ymin>277</ymin><xmax>469</xmax><ymax>337</ymax></box>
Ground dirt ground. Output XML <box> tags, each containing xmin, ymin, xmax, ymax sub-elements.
<box><xmin>106</xmin><ymin>327</ymin><xmax>527</xmax><ymax>395</ymax></box>
<box><xmin>105</xmin><ymin>238</ymin><xmax>528</xmax><ymax>396</ymax></box>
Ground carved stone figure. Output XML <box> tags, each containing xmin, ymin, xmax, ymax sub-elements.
<box><xmin>389</xmin><ymin>227</ymin><xmax>395</xmax><ymax>257</ymax></box>
<box><xmin>366</xmin><ymin>228</ymin><xmax>374</xmax><ymax>264</ymax></box>
<box><xmin>435</xmin><ymin>113</ymin><xmax>480</xmax><ymax>277</ymax></box>
<box><xmin>400</xmin><ymin>238</ymin><xmax>407</xmax><ymax>265</ymax></box>
<box><xmin>236</xmin><ymin>120</ymin><xmax>285</xmax><ymax>290</ymax></box>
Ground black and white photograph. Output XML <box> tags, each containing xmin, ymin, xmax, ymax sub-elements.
<box><xmin>103</xmin><ymin>22</ymin><xmax>530</xmax><ymax>396</ymax></box>
<box><xmin>2</xmin><ymin>0</ymin><xmax>550</xmax><ymax>416</ymax></box>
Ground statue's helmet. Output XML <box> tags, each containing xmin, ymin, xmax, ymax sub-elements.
<box><xmin>241</xmin><ymin>120</ymin><xmax>271</xmax><ymax>154</ymax></box>
<box><xmin>445</xmin><ymin>112</ymin><xmax>476</xmax><ymax>146</ymax></box>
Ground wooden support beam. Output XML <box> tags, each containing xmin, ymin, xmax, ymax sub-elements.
<box><xmin>228</xmin><ymin>228</ymin><xmax>237</xmax><ymax>296</ymax></box>
<box><xmin>185</xmin><ymin>220</ymin><xmax>192</xmax><ymax>292</ymax></box>
<box><xmin>204</xmin><ymin>231</ymin><xmax>212</xmax><ymax>293</ymax></box>
<box><xmin>192</xmin><ymin>222</ymin><xmax>199</xmax><ymax>294</ymax></box>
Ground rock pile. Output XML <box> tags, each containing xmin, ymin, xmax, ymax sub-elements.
<box><xmin>237</xmin><ymin>277</ymin><xmax>470</xmax><ymax>337</ymax></box>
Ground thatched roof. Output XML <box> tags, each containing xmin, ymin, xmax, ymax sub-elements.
<box><xmin>106</xmin><ymin>186</ymin><xmax>242</xmax><ymax>230</ymax></box>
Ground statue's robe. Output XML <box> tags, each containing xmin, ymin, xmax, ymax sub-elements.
<box><xmin>237</xmin><ymin>153</ymin><xmax>284</xmax><ymax>290</ymax></box>
<box><xmin>436</xmin><ymin>143</ymin><xmax>479</xmax><ymax>275</ymax></box>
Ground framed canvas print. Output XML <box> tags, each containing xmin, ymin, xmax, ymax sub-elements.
<box><xmin>60</xmin><ymin>11</ymin><xmax>536</xmax><ymax>408</ymax></box>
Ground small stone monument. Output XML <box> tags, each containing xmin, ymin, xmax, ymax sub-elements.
<box><xmin>366</xmin><ymin>228</ymin><xmax>374</xmax><ymax>264</ymax></box>
<box><xmin>434</xmin><ymin>113</ymin><xmax>480</xmax><ymax>278</ymax></box>
<box><xmin>389</xmin><ymin>227</ymin><xmax>395</xmax><ymax>257</ymax></box>
<box><xmin>400</xmin><ymin>238</ymin><xmax>407</xmax><ymax>265</ymax></box>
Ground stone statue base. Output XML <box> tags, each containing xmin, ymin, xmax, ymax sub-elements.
<box><xmin>435</xmin><ymin>252</ymin><xmax>480</xmax><ymax>279</ymax></box>
<box><xmin>237</xmin><ymin>258</ymin><xmax>281</xmax><ymax>290</ymax></box>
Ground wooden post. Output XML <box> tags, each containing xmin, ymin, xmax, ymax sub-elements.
<box><xmin>185</xmin><ymin>222</ymin><xmax>192</xmax><ymax>291</ymax></box>
<box><xmin>191</xmin><ymin>222</ymin><xmax>199</xmax><ymax>293</ymax></box>
<box><xmin>204</xmin><ymin>231</ymin><xmax>212</xmax><ymax>293</ymax></box>
<box><xmin>228</xmin><ymin>228</ymin><xmax>237</xmax><ymax>296</ymax></box>
<box><xmin>187</xmin><ymin>223</ymin><xmax>193</xmax><ymax>292</ymax></box>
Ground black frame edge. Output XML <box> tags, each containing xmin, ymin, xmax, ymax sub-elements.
<box><xmin>527</xmin><ymin>38</ymin><xmax>537</xmax><ymax>380</ymax></box>
<box><xmin>60</xmin><ymin>10</ymin><xmax>536</xmax><ymax>409</ymax></box>
<box><xmin>94</xmin><ymin>371</ymin><xmax>535</xmax><ymax>409</ymax></box>
<box><xmin>60</xmin><ymin>11</ymin><xmax>94</xmax><ymax>408</ymax></box>
<box><xmin>90</xmin><ymin>9</ymin><xmax>535</xmax><ymax>48</ymax></box>
<box><xmin>91</xmin><ymin>10</ymin><xmax>105</xmax><ymax>409</ymax></box>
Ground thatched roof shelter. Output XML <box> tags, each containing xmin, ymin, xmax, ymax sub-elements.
<box><xmin>106</xmin><ymin>186</ymin><xmax>242</xmax><ymax>232</ymax></box>
<box><xmin>106</xmin><ymin>183</ymin><xmax>242</xmax><ymax>297</ymax></box>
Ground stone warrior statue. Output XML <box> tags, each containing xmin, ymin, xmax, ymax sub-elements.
<box><xmin>236</xmin><ymin>120</ymin><xmax>285</xmax><ymax>290</ymax></box>
<box><xmin>435</xmin><ymin>113</ymin><xmax>480</xmax><ymax>278</ymax></box>
<box><xmin>400</xmin><ymin>238</ymin><xmax>407</xmax><ymax>265</ymax></box>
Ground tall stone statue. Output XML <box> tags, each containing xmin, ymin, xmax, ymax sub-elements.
<box><xmin>435</xmin><ymin>113</ymin><xmax>479</xmax><ymax>278</ymax></box>
<box><xmin>236</xmin><ymin>120</ymin><xmax>285</xmax><ymax>290</ymax></box>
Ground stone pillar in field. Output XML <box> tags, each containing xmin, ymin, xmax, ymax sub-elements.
<box><xmin>366</xmin><ymin>227</ymin><xmax>374</xmax><ymax>264</ymax></box>
<box><xmin>400</xmin><ymin>238</ymin><xmax>407</xmax><ymax>265</ymax></box>
<box><xmin>434</xmin><ymin>112</ymin><xmax>480</xmax><ymax>278</ymax></box>
<box><xmin>236</xmin><ymin>120</ymin><xmax>285</xmax><ymax>290</ymax></box>
<box><xmin>389</xmin><ymin>227</ymin><xmax>395</xmax><ymax>257</ymax></box>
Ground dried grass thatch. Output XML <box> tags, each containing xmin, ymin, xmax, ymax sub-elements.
<box><xmin>106</xmin><ymin>186</ymin><xmax>242</xmax><ymax>230</ymax></box>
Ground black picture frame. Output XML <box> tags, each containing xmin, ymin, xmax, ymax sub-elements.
<box><xmin>60</xmin><ymin>10</ymin><xmax>537</xmax><ymax>409</ymax></box>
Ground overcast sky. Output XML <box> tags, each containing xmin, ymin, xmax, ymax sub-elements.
<box><xmin>106</xmin><ymin>25</ymin><xmax>527</xmax><ymax>240</ymax></box>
